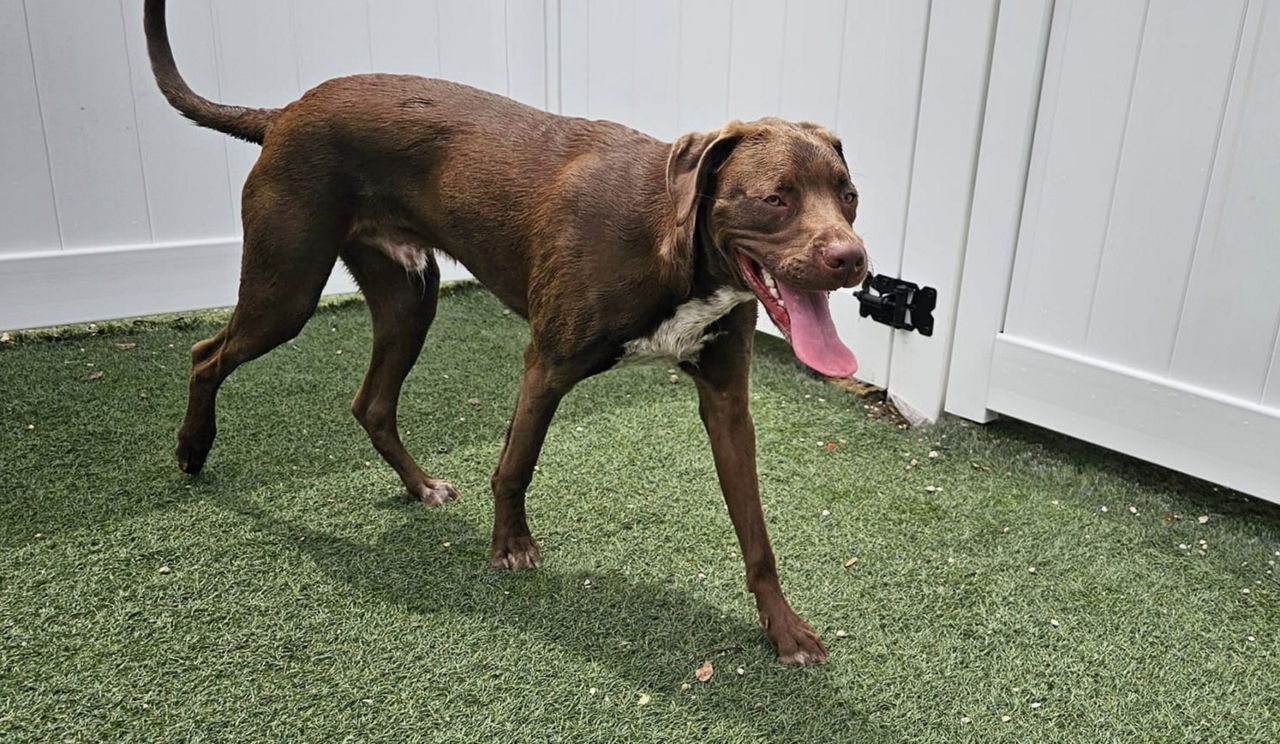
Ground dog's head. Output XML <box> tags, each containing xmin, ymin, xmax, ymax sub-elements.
<box><xmin>667</xmin><ymin>118</ymin><xmax>866</xmax><ymax>377</ymax></box>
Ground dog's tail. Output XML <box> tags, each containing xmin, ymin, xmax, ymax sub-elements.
<box><xmin>144</xmin><ymin>0</ymin><xmax>278</xmax><ymax>144</ymax></box>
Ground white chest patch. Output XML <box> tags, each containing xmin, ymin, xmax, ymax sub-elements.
<box><xmin>621</xmin><ymin>287</ymin><xmax>755</xmax><ymax>366</ymax></box>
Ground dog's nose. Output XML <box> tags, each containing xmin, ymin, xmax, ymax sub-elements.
<box><xmin>821</xmin><ymin>235</ymin><xmax>868</xmax><ymax>285</ymax></box>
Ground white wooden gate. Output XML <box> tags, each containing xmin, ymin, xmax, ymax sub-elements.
<box><xmin>948</xmin><ymin>0</ymin><xmax>1280</xmax><ymax>502</ymax></box>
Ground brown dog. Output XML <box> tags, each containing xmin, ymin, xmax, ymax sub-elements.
<box><xmin>145</xmin><ymin>0</ymin><xmax>867</xmax><ymax>665</ymax></box>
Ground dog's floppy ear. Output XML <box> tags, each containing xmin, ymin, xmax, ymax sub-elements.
<box><xmin>665</xmin><ymin>123</ymin><xmax>746</xmax><ymax>252</ymax></box>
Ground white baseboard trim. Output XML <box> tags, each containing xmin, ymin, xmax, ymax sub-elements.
<box><xmin>0</xmin><ymin>239</ymin><xmax>473</xmax><ymax>332</ymax></box>
<box><xmin>988</xmin><ymin>334</ymin><xmax>1280</xmax><ymax>504</ymax></box>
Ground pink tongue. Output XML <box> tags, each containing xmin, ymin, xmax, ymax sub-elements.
<box><xmin>775</xmin><ymin>282</ymin><xmax>858</xmax><ymax>377</ymax></box>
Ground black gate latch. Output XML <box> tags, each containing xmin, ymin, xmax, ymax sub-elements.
<box><xmin>853</xmin><ymin>275</ymin><xmax>937</xmax><ymax>337</ymax></box>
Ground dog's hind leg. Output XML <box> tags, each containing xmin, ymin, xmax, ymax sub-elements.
<box><xmin>175</xmin><ymin>189</ymin><xmax>341</xmax><ymax>474</ymax></box>
<box><xmin>343</xmin><ymin>246</ymin><xmax>457</xmax><ymax>505</ymax></box>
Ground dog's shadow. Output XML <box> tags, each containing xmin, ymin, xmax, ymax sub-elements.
<box><xmin>213</xmin><ymin>487</ymin><xmax>877</xmax><ymax>738</ymax></box>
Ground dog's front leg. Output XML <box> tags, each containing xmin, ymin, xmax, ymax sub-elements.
<box><xmin>685</xmin><ymin>307</ymin><xmax>828</xmax><ymax>665</ymax></box>
<box><xmin>489</xmin><ymin>345</ymin><xmax>575</xmax><ymax>570</ymax></box>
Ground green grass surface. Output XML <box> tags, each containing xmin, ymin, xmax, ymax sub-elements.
<box><xmin>2</xmin><ymin>285</ymin><xmax>1278</xmax><ymax>743</ymax></box>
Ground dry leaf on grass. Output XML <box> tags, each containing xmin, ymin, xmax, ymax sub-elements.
<box><xmin>115</xmin><ymin>342</ymin><xmax>137</xmax><ymax>350</ymax></box>
<box><xmin>82</xmin><ymin>371</ymin><xmax>104</xmax><ymax>382</ymax></box>
<box><xmin>694</xmin><ymin>660</ymin><xmax>714</xmax><ymax>683</ymax></box>
<box><xmin>843</xmin><ymin>556</ymin><xmax>859</xmax><ymax>568</ymax></box>
<box><xmin>638</xmin><ymin>694</ymin><xmax>651</xmax><ymax>705</ymax></box>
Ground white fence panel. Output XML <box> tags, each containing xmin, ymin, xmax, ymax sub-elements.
<box><xmin>957</xmin><ymin>0</ymin><xmax>1280</xmax><ymax>503</ymax></box>
<box><xmin>0</xmin><ymin>0</ymin><xmax>62</xmax><ymax>255</ymax></box>
<box><xmin>24</xmin><ymin>0</ymin><xmax>152</xmax><ymax>249</ymax></box>
<box><xmin>881</xmin><ymin>0</ymin><xmax>998</xmax><ymax>421</ymax></box>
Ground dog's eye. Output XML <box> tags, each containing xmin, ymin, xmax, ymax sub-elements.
<box><xmin>843</xmin><ymin>191</ymin><xmax>858</xmax><ymax>204</ymax></box>
<box><xmin>764</xmin><ymin>195</ymin><xmax>785</xmax><ymax>207</ymax></box>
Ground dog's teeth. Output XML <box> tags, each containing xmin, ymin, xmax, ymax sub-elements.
<box><xmin>768</xmin><ymin>286</ymin><xmax>780</xmax><ymax>300</ymax></box>
<box><xmin>762</xmin><ymin>271</ymin><xmax>776</xmax><ymax>288</ymax></box>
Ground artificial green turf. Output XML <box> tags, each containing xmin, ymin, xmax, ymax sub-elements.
<box><xmin>1</xmin><ymin>284</ymin><xmax>1277</xmax><ymax>743</ymax></box>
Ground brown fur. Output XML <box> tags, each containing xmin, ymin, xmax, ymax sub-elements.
<box><xmin>145</xmin><ymin>0</ymin><xmax>868</xmax><ymax>665</ymax></box>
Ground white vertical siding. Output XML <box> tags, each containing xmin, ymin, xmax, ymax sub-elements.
<box><xmin>210</xmin><ymin>0</ymin><xmax>303</xmax><ymax>227</ymax></box>
<box><xmin>882</xmin><ymin>0</ymin><xmax>999</xmax><ymax>420</ymax></box>
<box><xmin>1003</xmin><ymin>0</ymin><xmax>1276</xmax><ymax>404</ymax></box>
<box><xmin>367</xmin><ymin>0</ymin><xmax>442</xmax><ymax>76</ymax></box>
<box><xmin>969</xmin><ymin>0</ymin><xmax>1280</xmax><ymax>502</ymax></box>
<box><xmin>119</xmin><ymin>0</ymin><xmax>237</xmax><ymax>242</ymax></box>
<box><xmin>290</xmin><ymin>0</ymin><xmax>374</xmax><ymax>90</ymax></box>
<box><xmin>944</xmin><ymin>0</ymin><xmax>1056</xmax><ymax>422</ymax></box>
<box><xmin>1082</xmin><ymin>0</ymin><xmax>1248</xmax><ymax>373</ymax></box>
<box><xmin>831</xmin><ymin>0</ymin><xmax>930</xmax><ymax>388</ymax></box>
<box><xmin>505</xmin><ymin>0</ymin><xmax>548</xmax><ymax>109</ymax></box>
<box><xmin>1170</xmin><ymin>0</ymin><xmax>1280</xmax><ymax>405</ymax></box>
<box><xmin>23</xmin><ymin>0</ymin><xmax>153</xmax><ymax>248</ymax></box>
<box><xmin>675</xmin><ymin>0</ymin><xmax>732</xmax><ymax>134</ymax></box>
<box><xmin>438</xmin><ymin>0</ymin><xmax>508</xmax><ymax>94</ymax></box>
<box><xmin>0</xmin><ymin>0</ymin><xmax>62</xmax><ymax>255</ymax></box>
<box><xmin>1003</xmin><ymin>0</ymin><xmax>1151</xmax><ymax>351</ymax></box>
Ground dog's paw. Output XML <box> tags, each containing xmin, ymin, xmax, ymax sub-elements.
<box><xmin>490</xmin><ymin>534</ymin><xmax>542</xmax><ymax>570</ymax></box>
<box><xmin>762</xmin><ymin>608</ymin><xmax>828</xmax><ymax>666</ymax></box>
<box><xmin>175</xmin><ymin>429</ymin><xmax>213</xmax><ymax>474</ymax></box>
<box><xmin>412</xmin><ymin>479</ymin><xmax>460</xmax><ymax>506</ymax></box>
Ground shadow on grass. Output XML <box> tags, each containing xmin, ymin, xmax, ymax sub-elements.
<box><xmin>984</xmin><ymin>417</ymin><xmax>1280</xmax><ymax>524</ymax></box>
<box><xmin>209</xmin><ymin>488</ymin><xmax>879</xmax><ymax>740</ymax></box>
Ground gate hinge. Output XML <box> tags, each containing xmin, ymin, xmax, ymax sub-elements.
<box><xmin>853</xmin><ymin>275</ymin><xmax>937</xmax><ymax>336</ymax></box>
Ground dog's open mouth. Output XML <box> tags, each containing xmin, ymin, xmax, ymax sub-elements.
<box><xmin>736</xmin><ymin>250</ymin><xmax>858</xmax><ymax>378</ymax></box>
